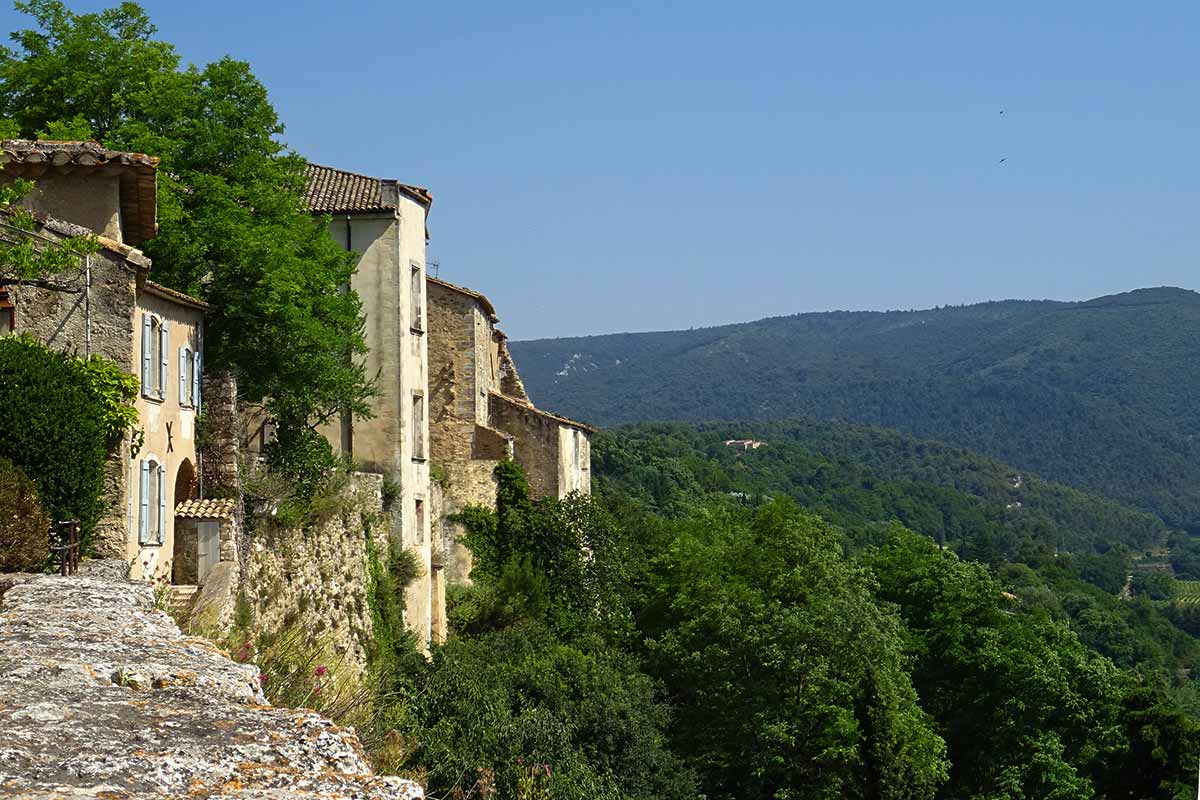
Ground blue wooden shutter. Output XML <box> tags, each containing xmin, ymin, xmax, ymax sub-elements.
<box><xmin>193</xmin><ymin>351</ymin><xmax>202</xmax><ymax>413</ymax></box>
<box><xmin>178</xmin><ymin>347</ymin><xmax>188</xmax><ymax>406</ymax></box>
<box><xmin>158</xmin><ymin>321</ymin><xmax>169</xmax><ymax>400</ymax></box>
<box><xmin>157</xmin><ymin>463</ymin><xmax>167</xmax><ymax>544</ymax></box>
<box><xmin>141</xmin><ymin>315</ymin><xmax>152</xmax><ymax>392</ymax></box>
<box><xmin>138</xmin><ymin>460</ymin><xmax>150</xmax><ymax>544</ymax></box>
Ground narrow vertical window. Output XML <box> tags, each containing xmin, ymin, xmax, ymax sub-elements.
<box><xmin>179</xmin><ymin>347</ymin><xmax>190</xmax><ymax>406</ymax></box>
<box><xmin>412</xmin><ymin>392</ymin><xmax>426</xmax><ymax>460</ymax></box>
<box><xmin>147</xmin><ymin>460</ymin><xmax>160</xmax><ymax>543</ymax></box>
<box><xmin>410</xmin><ymin>264</ymin><xmax>423</xmax><ymax>333</ymax></box>
<box><xmin>415</xmin><ymin>498</ymin><xmax>426</xmax><ymax>545</ymax></box>
<box><xmin>138</xmin><ymin>460</ymin><xmax>151</xmax><ymax>544</ymax></box>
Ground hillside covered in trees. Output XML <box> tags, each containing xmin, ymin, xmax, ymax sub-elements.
<box><xmin>371</xmin><ymin>427</ymin><xmax>1200</xmax><ymax>799</ymax></box>
<box><xmin>510</xmin><ymin>287</ymin><xmax>1200</xmax><ymax>530</ymax></box>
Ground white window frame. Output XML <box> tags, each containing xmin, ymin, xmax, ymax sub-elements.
<box><xmin>179</xmin><ymin>345</ymin><xmax>192</xmax><ymax>407</ymax></box>
<box><xmin>410</xmin><ymin>263</ymin><xmax>424</xmax><ymax>334</ymax></box>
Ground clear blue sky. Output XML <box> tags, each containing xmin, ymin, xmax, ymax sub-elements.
<box><xmin>4</xmin><ymin>1</ymin><xmax>1197</xmax><ymax>339</ymax></box>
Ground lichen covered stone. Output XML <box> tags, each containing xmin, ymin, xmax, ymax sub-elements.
<box><xmin>0</xmin><ymin>572</ymin><xmax>423</xmax><ymax>799</ymax></box>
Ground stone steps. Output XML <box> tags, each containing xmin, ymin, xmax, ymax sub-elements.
<box><xmin>165</xmin><ymin>584</ymin><xmax>199</xmax><ymax>617</ymax></box>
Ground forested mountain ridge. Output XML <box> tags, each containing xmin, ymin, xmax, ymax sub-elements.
<box><xmin>511</xmin><ymin>287</ymin><xmax>1200</xmax><ymax>529</ymax></box>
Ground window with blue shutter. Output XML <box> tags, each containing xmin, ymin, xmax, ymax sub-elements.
<box><xmin>157</xmin><ymin>463</ymin><xmax>167</xmax><ymax>544</ymax></box>
<box><xmin>138</xmin><ymin>460</ymin><xmax>150</xmax><ymax>544</ymax></box>
<box><xmin>141</xmin><ymin>315</ymin><xmax>152</xmax><ymax>394</ymax></box>
<box><xmin>179</xmin><ymin>347</ymin><xmax>188</xmax><ymax>406</ymax></box>
<box><xmin>193</xmin><ymin>351</ymin><xmax>202</xmax><ymax>413</ymax></box>
<box><xmin>158</xmin><ymin>320</ymin><xmax>169</xmax><ymax>400</ymax></box>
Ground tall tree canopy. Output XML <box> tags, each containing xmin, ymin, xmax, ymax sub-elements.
<box><xmin>0</xmin><ymin>0</ymin><xmax>372</xmax><ymax>431</ymax></box>
<box><xmin>639</xmin><ymin>500</ymin><xmax>949</xmax><ymax>800</ymax></box>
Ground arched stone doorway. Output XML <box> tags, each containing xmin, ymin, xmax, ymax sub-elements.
<box><xmin>175</xmin><ymin>458</ymin><xmax>197</xmax><ymax>503</ymax></box>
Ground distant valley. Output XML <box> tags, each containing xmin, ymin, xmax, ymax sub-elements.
<box><xmin>511</xmin><ymin>287</ymin><xmax>1200</xmax><ymax>530</ymax></box>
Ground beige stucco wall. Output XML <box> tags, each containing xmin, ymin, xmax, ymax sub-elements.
<box><xmin>558</xmin><ymin>426</ymin><xmax>592</xmax><ymax>497</ymax></box>
<box><xmin>315</xmin><ymin>201</ymin><xmax>433</xmax><ymax>645</ymax></box>
<box><xmin>19</xmin><ymin>171</ymin><xmax>124</xmax><ymax>243</ymax></box>
<box><xmin>127</xmin><ymin>291</ymin><xmax>204</xmax><ymax>583</ymax></box>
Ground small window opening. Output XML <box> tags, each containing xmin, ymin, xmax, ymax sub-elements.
<box><xmin>412</xmin><ymin>392</ymin><xmax>426</xmax><ymax>460</ymax></box>
<box><xmin>415</xmin><ymin>498</ymin><xmax>426</xmax><ymax>545</ymax></box>
<box><xmin>410</xmin><ymin>264</ymin><xmax>424</xmax><ymax>333</ymax></box>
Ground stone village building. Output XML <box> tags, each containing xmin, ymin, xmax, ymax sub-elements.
<box><xmin>1</xmin><ymin>141</ymin><xmax>593</xmax><ymax>650</ymax></box>
<box><xmin>300</xmin><ymin>163</ymin><xmax>594</xmax><ymax>642</ymax></box>
<box><xmin>0</xmin><ymin>140</ymin><xmax>208</xmax><ymax>584</ymax></box>
<box><xmin>301</xmin><ymin>162</ymin><xmax>438</xmax><ymax>642</ymax></box>
<box><xmin>425</xmin><ymin>276</ymin><xmax>593</xmax><ymax>585</ymax></box>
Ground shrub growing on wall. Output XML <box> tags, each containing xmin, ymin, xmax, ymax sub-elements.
<box><xmin>0</xmin><ymin>456</ymin><xmax>50</xmax><ymax>572</ymax></box>
<box><xmin>0</xmin><ymin>335</ymin><xmax>138</xmax><ymax>549</ymax></box>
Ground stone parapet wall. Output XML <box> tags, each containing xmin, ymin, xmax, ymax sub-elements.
<box><xmin>0</xmin><ymin>568</ymin><xmax>422</xmax><ymax>799</ymax></box>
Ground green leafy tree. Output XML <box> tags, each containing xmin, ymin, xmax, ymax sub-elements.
<box><xmin>862</xmin><ymin>528</ymin><xmax>1127</xmax><ymax>800</ymax></box>
<box><xmin>454</xmin><ymin>460</ymin><xmax>633</xmax><ymax>641</ymax></box>
<box><xmin>403</xmin><ymin>623</ymin><xmax>696</xmax><ymax>800</ymax></box>
<box><xmin>0</xmin><ymin>0</ymin><xmax>372</xmax><ymax>432</ymax></box>
<box><xmin>640</xmin><ymin>500</ymin><xmax>948</xmax><ymax>800</ymax></box>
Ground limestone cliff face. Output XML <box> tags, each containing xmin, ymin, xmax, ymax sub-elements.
<box><xmin>0</xmin><ymin>564</ymin><xmax>423</xmax><ymax>799</ymax></box>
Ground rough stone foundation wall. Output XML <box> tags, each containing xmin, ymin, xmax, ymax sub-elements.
<box><xmin>0</xmin><ymin>566</ymin><xmax>423</xmax><ymax>799</ymax></box>
<box><xmin>240</xmin><ymin>473</ymin><xmax>387</xmax><ymax>685</ymax></box>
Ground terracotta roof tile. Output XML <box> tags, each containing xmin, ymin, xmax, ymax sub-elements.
<box><xmin>0</xmin><ymin>140</ymin><xmax>159</xmax><ymax>246</ymax></box>
<box><xmin>143</xmin><ymin>280</ymin><xmax>210</xmax><ymax>312</ymax></box>
<box><xmin>174</xmin><ymin>498</ymin><xmax>236</xmax><ymax>519</ymax></box>
<box><xmin>304</xmin><ymin>163</ymin><xmax>432</xmax><ymax>214</ymax></box>
<box><xmin>0</xmin><ymin>139</ymin><xmax>159</xmax><ymax>169</ymax></box>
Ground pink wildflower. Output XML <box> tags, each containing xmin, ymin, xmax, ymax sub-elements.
<box><xmin>314</xmin><ymin>665</ymin><xmax>328</xmax><ymax>677</ymax></box>
<box><xmin>259</xmin><ymin>672</ymin><xmax>266</xmax><ymax>686</ymax></box>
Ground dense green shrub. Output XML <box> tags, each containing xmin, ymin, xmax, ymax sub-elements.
<box><xmin>404</xmin><ymin>623</ymin><xmax>696</xmax><ymax>800</ymax></box>
<box><xmin>0</xmin><ymin>456</ymin><xmax>50</xmax><ymax>572</ymax></box>
<box><xmin>262</xmin><ymin>423</ymin><xmax>339</xmax><ymax>501</ymax></box>
<box><xmin>0</xmin><ymin>335</ymin><xmax>136</xmax><ymax>548</ymax></box>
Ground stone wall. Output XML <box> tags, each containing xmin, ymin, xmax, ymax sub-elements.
<box><xmin>240</xmin><ymin>473</ymin><xmax>387</xmax><ymax>684</ymax></box>
<box><xmin>0</xmin><ymin>568</ymin><xmax>423</xmax><ymax>799</ymax></box>
<box><xmin>5</xmin><ymin>222</ymin><xmax>145</xmax><ymax>557</ymax></box>
<box><xmin>488</xmin><ymin>393</ymin><xmax>569</xmax><ymax>500</ymax></box>
<box><xmin>199</xmin><ymin>370</ymin><xmax>241</xmax><ymax>499</ymax></box>
<box><xmin>18</xmin><ymin>170</ymin><xmax>125</xmax><ymax>243</ymax></box>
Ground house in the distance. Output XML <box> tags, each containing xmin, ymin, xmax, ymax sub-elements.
<box><xmin>724</xmin><ymin>439</ymin><xmax>767</xmax><ymax>451</ymax></box>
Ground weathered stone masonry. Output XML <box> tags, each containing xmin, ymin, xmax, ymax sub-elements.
<box><xmin>0</xmin><ymin>566</ymin><xmax>423</xmax><ymax>799</ymax></box>
<box><xmin>426</xmin><ymin>276</ymin><xmax>594</xmax><ymax>589</ymax></box>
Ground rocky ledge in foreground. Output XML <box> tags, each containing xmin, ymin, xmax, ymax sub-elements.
<box><xmin>0</xmin><ymin>568</ymin><xmax>423</xmax><ymax>799</ymax></box>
